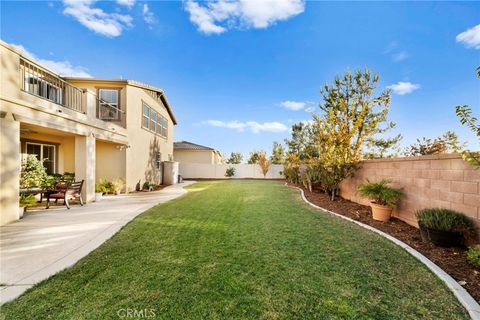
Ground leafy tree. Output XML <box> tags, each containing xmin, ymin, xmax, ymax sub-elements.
<box><xmin>403</xmin><ymin>131</ymin><xmax>463</xmax><ymax>156</ymax></box>
<box><xmin>312</xmin><ymin>69</ymin><xmax>394</xmax><ymax>199</ymax></box>
<box><xmin>284</xmin><ymin>122</ymin><xmax>318</xmax><ymax>160</ymax></box>
<box><xmin>455</xmin><ymin>67</ymin><xmax>480</xmax><ymax>168</ymax></box>
<box><xmin>258</xmin><ymin>152</ymin><xmax>271</xmax><ymax>178</ymax></box>
<box><xmin>247</xmin><ymin>150</ymin><xmax>263</xmax><ymax>164</ymax></box>
<box><xmin>363</xmin><ymin>134</ymin><xmax>402</xmax><ymax>159</ymax></box>
<box><xmin>270</xmin><ymin>141</ymin><xmax>285</xmax><ymax>164</ymax></box>
<box><xmin>226</xmin><ymin>152</ymin><xmax>243</xmax><ymax>164</ymax></box>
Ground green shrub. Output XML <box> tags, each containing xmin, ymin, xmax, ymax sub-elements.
<box><xmin>20</xmin><ymin>155</ymin><xmax>47</xmax><ymax>188</ymax></box>
<box><xmin>225</xmin><ymin>167</ymin><xmax>235</xmax><ymax>177</ymax></box>
<box><xmin>467</xmin><ymin>245</ymin><xmax>480</xmax><ymax>268</ymax></box>
<box><xmin>415</xmin><ymin>208</ymin><xmax>473</xmax><ymax>232</ymax></box>
<box><xmin>357</xmin><ymin>179</ymin><xmax>404</xmax><ymax>208</ymax></box>
<box><xmin>95</xmin><ymin>182</ymin><xmax>107</xmax><ymax>193</ymax></box>
<box><xmin>98</xmin><ymin>179</ymin><xmax>114</xmax><ymax>193</ymax></box>
<box><xmin>19</xmin><ymin>194</ymin><xmax>37</xmax><ymax>208</ymax></box>
<box><xmin>143</xmin><ymin>181</ymin><xmax>151</xmax><ymax>190</ymax></box>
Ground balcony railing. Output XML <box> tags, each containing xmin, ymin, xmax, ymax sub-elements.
<box><xmin>19</xmin><ymin>58</ymin><xmax>85</xmax><ymax>113</ymax></box>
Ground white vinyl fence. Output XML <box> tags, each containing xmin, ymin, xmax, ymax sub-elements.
<box><xmin>179</xmin><ymin>163</ymin><xmax>284</xmax><ymax>179</ymax></box>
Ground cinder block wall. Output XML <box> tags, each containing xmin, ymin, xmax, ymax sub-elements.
<box><xmin>340</xmin><ymin>154</ymin><xmax>480</xmax><ymax>227</ymax></box>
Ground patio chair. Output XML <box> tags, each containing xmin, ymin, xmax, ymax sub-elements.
<box><xmin>46</xmin><ymin>180</ymin><xmax>84</xmax><ymax>209</ymax></box>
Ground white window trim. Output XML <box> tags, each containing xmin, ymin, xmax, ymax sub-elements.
<box><xmin>98</xmin><ymin>89</ymin><xmax>120</xmax><ymax>120</ymax></box>
<box><xmin>142</xmin><ymin>102</ymin><xmax>168</xmax><ymax>139</ymax></box>
<box><xmin>25</xmin><ymin>142</ymin><xmax>56</xmax><ymax>174</ymax></box>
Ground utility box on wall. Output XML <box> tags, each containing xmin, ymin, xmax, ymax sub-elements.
<box><xmin>163</xmin><ymin>161</ymin><xmax>179</xmax><ymax>185</ymax></box>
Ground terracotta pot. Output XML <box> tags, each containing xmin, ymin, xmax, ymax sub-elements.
<box><xmin>370</xmin><ymin>202</ymin><xmax>393</xmax><ymax>222</ymax></box>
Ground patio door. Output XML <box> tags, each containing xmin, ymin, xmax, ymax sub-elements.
<box><xmin>26</xmin><ymin>142</ymin><xmax>56</xmax><ymax>174</ymax></box>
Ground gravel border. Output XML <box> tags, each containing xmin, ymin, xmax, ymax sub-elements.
<box><xmin>290</xmin><ymin>185</ymin><xmax>480</xmax><ymax>320</ymax></box>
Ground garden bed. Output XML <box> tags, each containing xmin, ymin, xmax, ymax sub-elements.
<box><xmin>297</xmin><ymin>184</ymin><xmax>480</xmax><ymax>302</ymax></box>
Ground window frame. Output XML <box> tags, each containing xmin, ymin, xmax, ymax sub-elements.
<box><xmin>97</xmin><ymin>88</ymin><xmax>121</xmax><ymax>121</ymax></box>
<box><xmin>25</xmin><ymin>141</ymin><xmax>56</xmax><ymax>174</ymax></box>
<box><xmin>141</xmin><ymin>101</ymin><xmax>168</xmax><ymax>139</ymax></box>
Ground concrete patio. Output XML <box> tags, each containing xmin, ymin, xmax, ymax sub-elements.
<box><xmin>0</xmin><ymin>181</ymin><xmax>195</xmax><ymax>304</ymax></box>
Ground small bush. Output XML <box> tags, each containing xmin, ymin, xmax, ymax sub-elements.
<box><xmin>357</xmin><ymin>179</ymin><xmax>404</xmax><ymax>208</ymax></box>
<box><xmin>20</xmin><ymin>155</ymin><xmax>47</xmax><ymax>188</ymax></box>
<box><xmin>467</xmin><ymin>245</ymin><xmax>480</xmax><ymax>268</ymax></box>
<box><xmin>143</xmin><ymin>181</ymin><xmax>151</xmax><ymax>190</ymax></box>
<box><xmin>95</xmin><ymin>183</ymin><xmax>107</xmax><ymax>193</ymax></box>
<box><xmin>225</xmin><ymin>167</ymin><xmax>235</xmax><ymax>177</ymax></box>
<box><xmin>415</xmin><ymin>208</ymin><xmax>473</xmax><ymax>232</ymax></box>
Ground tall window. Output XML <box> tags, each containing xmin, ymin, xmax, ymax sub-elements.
<box><xmin>98</xmin><ymin>89</ymin><xmax>120</xmax><ymax>120</ymax></box>
<box><xmin>25</xmin><ymin>142</ymin><xmax>56</xmax><ymax>174</ymax></box>
<box><xmin>155</xmin><ymin>152</ymin><xmax>162</xmax><ymax>170</ymax></box>
<box><xmin>142</xmin><ymin>102</ymin><xmax>168</xmax><ymax>138</ymax></box>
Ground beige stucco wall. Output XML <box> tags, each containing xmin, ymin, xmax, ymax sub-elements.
<box><xmin>96</xmin><ymin>140</ymin><xmax>126</xmax><ymax>184</ymax></box>
<box><xmin>179</xmin><ymin>163</ymin><xmax>284</xmax><ymax>179</ymax></box>
<box><xmin>340</xmin><ymin>154</ymin><xmax>480</xmax><ymax>227</ymax></box>
<box><xmin>124</xmin><ymin>85</ymin><xmax>174</xmax><ymax>191</ymax></box>
<box><xmin>174</xmin><ymin>150</ymin><xmax>215</xmax><ymax>164</ymax></box>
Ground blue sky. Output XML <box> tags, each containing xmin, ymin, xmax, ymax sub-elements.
<box><xmin>1</xmin><ymin>1</ymin><xmax>479</xmax><ymax>159</ymax></box>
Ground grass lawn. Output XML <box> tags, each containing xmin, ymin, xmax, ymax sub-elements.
<box><xmin>0</xmin><ymin>181</ymin><xmax>468</xmax><ymax>319</ymax></box>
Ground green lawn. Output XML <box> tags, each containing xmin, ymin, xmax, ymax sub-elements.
<box><xmin>0</xmin><ymin>181</ymin><xmax>468</xmax><ymax>319</ymax></box>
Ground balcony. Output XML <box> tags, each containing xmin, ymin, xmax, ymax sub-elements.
<box><xmin>19</xmin><ymin>58</ymin><xmax>124</xmax><ymax>126</ymax></box>
<box><xmin>20</xmin><ymin>58</ymin><xmax>85</xmax><ymax>113</ymax></box>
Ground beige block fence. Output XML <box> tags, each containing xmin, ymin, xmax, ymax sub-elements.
<box><xmin>178</xmin><ymin>163</ymin><xmax>284</xmax><ymax>179</ymax></box>
<box><xmin>340</xmin><ymin>154</ymin><xmax>480</xmax><ymax>227</ymax></box>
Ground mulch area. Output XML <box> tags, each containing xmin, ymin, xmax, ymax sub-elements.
<box><xmin>293</xmin><ymin>183</ymin><xmax>480</xmax><ymax>303</ymax></box>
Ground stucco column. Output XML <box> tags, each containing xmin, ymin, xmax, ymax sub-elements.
<box><xmin>75</xmin><ymin>134</ymin><xmax>95</xmax><ymax>202</ymax></box>
<box><xmin>0</xmin><ymin>112</ymin><xmax>20</xmax><ymax>225</ymax></box>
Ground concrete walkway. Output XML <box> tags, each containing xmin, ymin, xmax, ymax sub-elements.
<box><xmin>0</xmin><ymin>181</ymin><xmax>195</xmax><ymax>304</ymax></box>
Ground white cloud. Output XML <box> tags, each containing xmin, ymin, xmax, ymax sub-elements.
<box><xmin>392</xmin><ymin>51</ymin><xmax>409</xmax><ymax>62</ymax></box>
<box><xmin>456</xmin><ymin>24</ymin><xmax>480</xmax><ymax>49</ymax></box>
<box><xmin>280</xmin><ymin>100</ymin><xmax>306</xmax><ymax>111</ymax></box>
<box><xmin>62</xmin><ymin>0</ymin><xmax>133</xmax><ymax>37</ymax></box>
<box><xmin>185</xmin><ymin>0</ymin><xmax>305</xmax><ymax>35</ymax></box>
<box><xmin>387</xmin><ymin>81</ymin><xmax>420</xmax><ymax>95</ymax></box>
<box><xmin>142</xmin><ymin>4</ymin><xmax>156</xmax><ymax>26</ymax></box>
<box><xmin>116</xmin><ymin>0</ymin><xmax>135</xmax><ymax>8</ymax></box>
<box><xmin>11</xmin><ymin>44</ymin><xmax>92</xmax><ymax>78</ymax></box>
<box><xmin>205</xmin><ymin>120</ymin><xmax>288</xmax><ymax>133</ymax></box>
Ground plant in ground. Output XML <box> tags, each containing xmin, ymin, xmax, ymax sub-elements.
<box><xmin>226</xmin><ymin>152</ymin><xmax>243</xmax><ymax>164</ymax></box>
<box><xmin>403</xmin><ymin>131</ymin><xmax>464</xmax><ymax>157</ymax></box>
<box><xmin>270</xmin><ymin>141</ymin><xmax>286</xmax><ymax>164</ymax></box>
<box><xmin>112</xmin><ymin>178</ymin><xmax>125</xmax><ymax>194</ymax></box>
<box><xmin>95</xmin><ymin>182</ymin><xmax>106</xmax><ymax>194</ymax></box>
<box><xmin>415</xmin><ymin>208</ymin><xmax>473</xmax><ymax>232</ymax></box>
<box><xmin>20</xmin><ymin>155</ymin><xmax>47</xmax><ymax>188</ymax></box>
<box><xmin>467</xmin><ymin>245</ymin><xmax>480</xmax><ymax>268</ymax></box>
<box><xmin>283</xmin><ymin>153</ymin><xmax>301</xmax><ymax>184</ymax></box>
<box><xmin>225</xmin><ymin>167</ymin><xmax>235</xmax><ymax>177</ymax></box>
<box><xmin>357</xmin><ymin>179</ymin><xmax>404</xmax><ymax>208</ymax></box>
<box><xmin>258</xmin><ymin>152</ymin><xmax>271</xmax><ymax>178</ymax></box>
<box><xmin>142</xmin><ymin>181</ymin><xmax>151</xmax><ymax>191</ymax></box>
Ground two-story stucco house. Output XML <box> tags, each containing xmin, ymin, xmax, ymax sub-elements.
<box><xmin>0</xmin><ymin>41</ymin><xmax>177</xmax><ymax>225</ymax></box>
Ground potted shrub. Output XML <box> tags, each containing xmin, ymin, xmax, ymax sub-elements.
<box><xmin>19</xmin><ymin>194</ymin><xmax>36</xmax><ymax>219</ymax></box>
<box><xmin>95</xmin><ymin>183</ymin><xmax>106</xmax><ymax>202</ymax></box>
<box><xmin>415</xmin><ymin>208</ymin><xmax>473</xmax><ymax>247</ymax></box>
<box><xmin>357</xmin><ymin>179</ymin><xmax>404</xmax><ymax>222</ymax></box>
<box><xmin>225</xmin><ymin>167</ymin><xmax>235</xmax><ymax>178</ymax></box>
<box><xmin>143</xmin><ymin>181</ymin><xmax>153</xmax><ymax>191</ymax></box>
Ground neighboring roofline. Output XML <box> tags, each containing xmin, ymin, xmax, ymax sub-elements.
<box><xmin>64</xmin><ymin>78</ymin><xmax>178</xmax><ymax>125</ymax></box>
<box><xmin>174</xmin><ymin>141</ymin><xmax>215</xmax><ymax>151</ymax></box>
